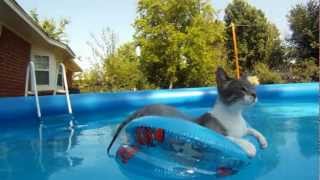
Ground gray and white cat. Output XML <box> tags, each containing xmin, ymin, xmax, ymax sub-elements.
<box><xmin>107</xmin><ymin>67</ymin><xmax>268</xmax><ymax>157</ymax></box>
<box><xmin>207</xmin><ymin>67</ymin><xmax>268</xmax><ymax>157</ymax></box>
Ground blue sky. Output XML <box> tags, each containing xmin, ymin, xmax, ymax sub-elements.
<box><xmin>16</xmin><ymin>0</ymin><xmax>307</xmax><ymax>69</ymax></box>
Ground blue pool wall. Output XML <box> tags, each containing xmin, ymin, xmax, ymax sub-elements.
<box><xmin>0</xmin><ymin>83</ymin><xmax>318</xmax><ymax>123</ymax></box>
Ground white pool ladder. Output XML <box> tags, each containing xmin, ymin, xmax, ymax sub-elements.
<box><xmin>25</xmin><ymin>62</ymin><xmax>73</xmax><ymax>118</ymax></box>
<box><xmin>53</xmin><ymin>63</ymin><xmax>73</xmax><ymax>115</ymax></box>
<box><xmin>25</xmin><ymin>61</ymin><xmax>41</xmax><ymax>118</ymax></box>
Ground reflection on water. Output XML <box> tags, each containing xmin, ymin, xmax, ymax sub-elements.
<box><xmin>37</xmin><ymin>118</ymin><xmax>81</xmax><ymax>172</ymax></box>
<box><xmin>0</xmin><ymin>101</ymin><xmax>318</xmax><ymax>180</ymax></box>
<box><xmin>231</xmin><ymin>101</ymin><xmax>318</xmax><ymax>180</ymax></box>
<box><xmin>296</xmin><ymin>116</ymin><xmax>317</xmax><ymax>158</ymax></box>
<box><xmin>0</xmin><ymin>116</ymin><xmax>83</xmax><ymax>180</ymax></box>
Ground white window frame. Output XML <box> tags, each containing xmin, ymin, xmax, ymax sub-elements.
<box><xmin>57</xmin><ymin>65</ymin><xmax>63</xmax><ymax>88</ymax></box>
<box><xmin>33</xmin><ymin>55</ymin><xmax>50</xmax><ymax>86</ymax></box>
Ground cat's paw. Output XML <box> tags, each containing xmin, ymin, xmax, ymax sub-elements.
<box><xmin>244</xmin><ymin>142</ymin><xmax>257</xmax><ymax>158</ymax></box>
<box><xmin>259</xmin><ymin>136</ymin><xmax>268</xmax><ymax>149</ymax></box>
<box><xmin>238</xmin><ymin>140</ymin><xmax>256</xmax><ymax>158</ymax></box>
<box><xmin>227</xmin><ymin>137</ymin><xmax>257</xmax><ymax>158</ymax></box>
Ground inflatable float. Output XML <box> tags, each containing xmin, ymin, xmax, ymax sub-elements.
<box><xmin>113</xmin><ymin>116</ymin><xmax>260</xmax><ymax>179</ymax></box>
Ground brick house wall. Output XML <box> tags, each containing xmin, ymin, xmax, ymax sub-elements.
<box><xmin>0</xmin><ymin>26</ymin><xmax>31</xmax><ymax>97</ymax></box>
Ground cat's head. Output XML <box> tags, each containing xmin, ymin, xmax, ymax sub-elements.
<box><xmin>216</xmin><ymin>67</ymin><xmax>257</xmax><ymax>106</ymax></box>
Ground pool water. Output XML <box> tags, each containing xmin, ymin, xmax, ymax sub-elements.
<box><xmin>0</xmin><ymin>97</ymin><xmax>317</xmax><ymax>180</ymax></box>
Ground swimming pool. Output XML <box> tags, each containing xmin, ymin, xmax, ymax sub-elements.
<box><xmin>0</xmin><ymin>83</ymin><xmax>318</xmax><ymax>180</ymax></box>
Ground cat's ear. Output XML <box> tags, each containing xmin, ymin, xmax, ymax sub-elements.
<box><xmin>216</xmin><ymin>67</ymin><xmax>231</xmax><ymax>88</ymax></box>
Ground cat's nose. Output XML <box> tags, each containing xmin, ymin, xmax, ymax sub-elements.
<box><xmin>251</xmin><ymin>93</ymin><xmax>256</xmax><ymax>98</ymax></box>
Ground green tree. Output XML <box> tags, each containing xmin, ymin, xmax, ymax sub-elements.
<box><xmin>85</xmin><ymin>28</ymin><xmax>118</xmax><ymax>87</ymax></box>
<box><xmin>87</xmin><ymin>27</ymin><xmax>118</xmax><ymax>64</ymax></box>
<box><xmin>287</xmin><ymin>0</ymin><xmax>319</xmax><ymax>62</ymax></box>
<box><xmin>30</xmin><ymin>9</ymin><xmax>70</xmax><ymax>43</ymax></box>
<box><xmin>76</xmin><ymin>68</ymin><xmax>106</xmax><ymax>92</ymax></box>
<box><xmin>224</xmin><ymin>0</ymin><xmax>284</xmax><ymax>72</ymax></box>
<box><xmin>288</xmin><ymin>58</ymin><xmax>318</xmax><ymax>82</ymax></box>
<box><xmin>77</xmin><ymin>28</ymin><xmax>117</xmax><ymax>92</ymax></box>
<box><xmin>253</xmin><ymin>62</ymin><xmax>283</xmax><ymax>84</ymax></box>
<box><xmin>79</xmin><ymin>27</ymin><xmax>152</xmax><ymax>92</ymax></box>
<box><xmin>134</xmin><ymin>0</ymin><xmax>227</xmax><ymax>88</ymax></box>
<box><xmin>78</xmin><ymin>28</ymin><xmax>119</xmax><ymax>92</ymax></box>
<box><xmin>104</xmin><ymin>43</ymin><xmax>154</xmax><ymax>91</ymax></box>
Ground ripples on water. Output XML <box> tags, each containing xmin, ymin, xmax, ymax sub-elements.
<box><xmin>0</xmin><ymin>100</ymin><xmax>317</xmax><ymax>180</ymax></box>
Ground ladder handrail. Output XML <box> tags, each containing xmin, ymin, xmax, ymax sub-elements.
<box><xmin>25</xmin><ymin>62</ymin><xmax>73</xmax><ymax>118</ymax></box>
<box><xmin>25</xmin><ymin>61</ymin><xmax>41</xmax><ymax>118</ymax></box>
<box><xmin>54</xmin><ymin>63</ymin><xmax>73</xmax><ymax>114</ymax></box>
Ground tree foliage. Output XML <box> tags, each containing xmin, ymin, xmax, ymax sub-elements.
<box><xmin>287</xmin><ymin>0</ymin><xmax>319</xmax><ymax>62</ymax></box>
<box><xmin>87</xmin><ymin>28</ymin><xmax>118</xmax><ymax>64</ymax></box>
<box><xmin>76</xmin><ymin>28</ymin><xmax>119</xmax><ymax>92</ymax></box>
<box><xmin>78</xmin><ymin>28</ymin><xmax>152</xmax><ymax>92</ymax></box>
<box><xmin>75</xmin><ymin>0</ymin><xmax>318</xmax><ymax>92</ymax></box>
<box><xmin>104</xmin><ymin>43</ymin><xmax>153</xmax><ymax>91</ymax></box>
<box><xmin>224</xmin><ymin>0</ymin><xmax>284</xmax><ymax>72</ymax></box>
<box><xmin>134</xmin><ymin>0</ymin><xmax>227</xmax><ymax>88</ymax></box>
<box><xmin>30</xmin><ymin>9</ymin><xmax>70</xmax><ymax>43</ymax></box>
<box><xmin>292</xmin><ymin>58</ymin><xmax>318</xmax><ymax>82</ymax></box>
<box><xmin>285</xmin><ymin>58</ymin><xmax>319</xmax><ymax>82</ymax></box>
<box><xmin>253</xmin><ymin>62</ymin><xmax>283</xmax><ymax>84</ymax></box>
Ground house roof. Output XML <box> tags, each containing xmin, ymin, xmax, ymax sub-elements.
<box><xmin>1</xmin><ymin>0</ymin><xmax>82</xmax><ymax>72</ymax></box>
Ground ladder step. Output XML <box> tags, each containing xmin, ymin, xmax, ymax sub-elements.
<box><xmin>56</xmin><ymin>89</ymin><xmax>66</xmax><ymax>94</ymax></box>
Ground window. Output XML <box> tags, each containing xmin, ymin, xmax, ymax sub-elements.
<box><xmin>33</xmin><ymin>55</ymin><xmax>49</xmax><ymax>85</ymax></box>
<box><xmin>57</xmin><ymin>67</ymin><xmax>63</xmax><ymax>86</ymax></box>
